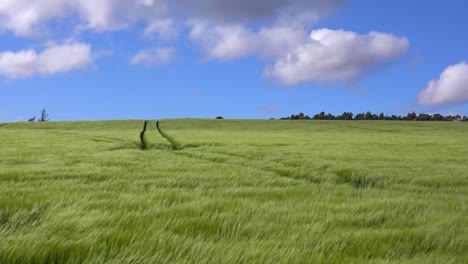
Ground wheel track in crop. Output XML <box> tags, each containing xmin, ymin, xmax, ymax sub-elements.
<box><xmin>152</xmin><ymin>120</ymin><xmax>324</xmax><ymax>184</ymax></box>
<box><xmin>156</xmin><ymin>120</ymin><xmax>183</xmax><ymax>150</ymax></box>
<box><xmin>172</xmin><ymin>150</ymin><xmax>322</xmax><ymax>185</ymax></box>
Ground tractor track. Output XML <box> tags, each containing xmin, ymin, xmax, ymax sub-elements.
<box><xmin>156</xmin><ymin>120</ymin><xmax>183</xmax><ymax>150</ymax></box>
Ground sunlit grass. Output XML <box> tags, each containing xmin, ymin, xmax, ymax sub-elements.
<box><xmin>0</xmin><ymin>119</ymin><xmax>467</xmax><ymax>263</ymax></box>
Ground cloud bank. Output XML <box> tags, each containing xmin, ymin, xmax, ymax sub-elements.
<box><xmin>417</xmin><ymin>63</ymin><xmax>468</xmax><ymax>105</ymax></box>
<box><xmin>0</xmin><ymin>0</ymin><xmax>411</xmax><ymax>86</ymax></box>
<box><xmin>0</xmin><ymin>0</ymin><xmax>345</xmax><ymax>36</ymax></box>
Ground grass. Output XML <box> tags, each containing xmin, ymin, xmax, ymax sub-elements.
<box><xmin>0</xmin><ymin>119</ymin><xmax>467</xmax><ymax>263</ymax></box>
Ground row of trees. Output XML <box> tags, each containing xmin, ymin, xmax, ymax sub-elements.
<box><xmin>281</xmin><ymin>112</ymin><xmax>468</xmax><ymax>122</ymax></box>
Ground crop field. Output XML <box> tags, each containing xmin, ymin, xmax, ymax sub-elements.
<box><xmin>0</xmin><ymin>119</ymin><xmax>467</xmax><ymax>263</ymax></box>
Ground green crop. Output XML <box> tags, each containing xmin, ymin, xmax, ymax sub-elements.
<box><xmin>0</xmin><ymin>119</ymin><xmax>467</xmax><ymax>263</ymax></box>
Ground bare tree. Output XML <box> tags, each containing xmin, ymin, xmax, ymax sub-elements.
<box><xmin>39</xmin><ymin>109</ymin><xmax>49</xmax><ymax>122</ymax></box>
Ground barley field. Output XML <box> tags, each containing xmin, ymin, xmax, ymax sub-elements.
<box><xmin>0</xmin><ymin>119</ymin><xmax>467</xmax><ymax>263</ymax></box>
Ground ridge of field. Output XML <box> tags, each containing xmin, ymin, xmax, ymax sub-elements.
<box><xmin>0</xmin><ymin>119</ymin><xmax>467</xmax><ymax>263</ymax></box>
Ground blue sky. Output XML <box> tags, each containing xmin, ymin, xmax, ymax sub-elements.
<box><xmin>1</xmin><ymin>0</ymin><xmax>467</xmax><ymax>122</ymax></box>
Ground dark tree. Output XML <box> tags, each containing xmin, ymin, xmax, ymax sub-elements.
<box><xmin>354</xmin><ymin>113</ymin><xmax>365</xmax><ymax>120</ymax></box>
<box><xmin>364</xmin><ymin>111</ymin><xmax>373</xmax><ymax>120</ymax></box>
<box><xmin>405</xmin><ymin>111</ymin><xmax>417</xmax><ymax>121</ymax></box>
<box><xmin>339</xmin><ymin>112</ymin><xmax>353</xmax><ymax>120</ymax></box>
<box><xmin>215</xmin><ymin>116</ymin><xmax>224</xmax><ymax>119</ymax></box>
<box><xmin>317</xmin><ymin>111</ymin><xmax>326</xmax><ymax>120</ymax></box>
<box><xmin>417</xmin><ymin>113</ymin><xmax>431</xmax><ymax>121</ymax></box>
<box><xmin>28</xmin><ymin>116</ymin><xmax>36</xmax><ymax>122</ymax></box>
<box><xmin>39</xmin><ymin>109</ymin><xmax>49</xmax><ymax>122</ymax></box>
<box><xmin>432</xmin><ymin>114</ymin><xmax>445</xmax><ymax>121</ymax></box>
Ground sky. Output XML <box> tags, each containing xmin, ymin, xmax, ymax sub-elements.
<box><xmin>0</xmin><ymin>0</ymin><xmax>467</xmax><ymax>122</ymax></box>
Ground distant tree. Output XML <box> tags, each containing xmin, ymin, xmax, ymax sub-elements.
<box><xmin>39</xmin><ymin>109</ymin><xmax>49</xmax><ymax>122</ymax></box>
<box><xmin>405</xmin><ymin>111</ymin><xmax>417</xmax><ymax>121</ymax></box>
<box><xmin>339</xmin><ymin>112</ymin><xmax>353</xmax><ymax>120</ymax></box>
<box><xmin>446</xmin><ymin>115</ymin><xmax>455</xmax><ymax>122</ymax></box>
<box><xmin>354</xmin><ymin>113</ymin><xmax>365</xmax><ymax>120</ymax></box>
<box><xmin>215</xmin><ymin>116</ymin><xmax>224</xmax><ymax>120</ymax></box>
<box><xmin>317</xmin><ymin>111</ymin><xmax>326</xmax><ymax>120</ymax></box>
<box><xmin>432</xmin><ymin>113</ymin><xmax>445</xmax><ymax>121</ymax></box>
<box><xmin>417</xmin><ymin>113</ymin><xmax>431</xmax><ymax>121</ymax></box>
<box><xmin>28</xmin><ymin>116</ymin><xmax>36</xmax><ymax>122</ymax></box>
<box><xmin>364</xmin><ymin>111</ymin><xmax>373</xmax><ymax>120</ymax></box>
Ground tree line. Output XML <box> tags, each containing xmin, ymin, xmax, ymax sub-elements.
<box><xmin>280</xmin><ymin>111</ymin><xmax>468</xmax><ymax>122</ymax></box>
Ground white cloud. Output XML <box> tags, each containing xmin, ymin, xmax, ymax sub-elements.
<box><xmin>190</xmin><ymin>26</ymin><xmax>408</xmax><ymax>85</ymax></box>
<box><xmin>264</xmin><ymin>29</ymin><xmax>409</xmax><ymax>85</ymax></box>
<box><xmin>417</xmin><ymin>63</ymin><xmax>468</xmax><ymax>105</ymax></box>
<box><xmin>0</xmin><ymin>0</ymin><xmax>165</xmax><ymax>36</ymax></box>
<box><xmin>189</xmin><ymin>24</ymin><xmax>312</xmax><ymax>61</ymax></box>
<box><xmin>0</xmin><ymin>0</ymin><xmax>68</xmax><ymax>36</ymax></box>
<box><xmin>0</xmin><ymin>43</ymin><xmax>93</xmax><ymax>78</ymax></box>
<box><xmin>144</xmin><ymin>19</ymin><xmax>177</xmax><ymax>40</ymax></box>
<box><xmin>130</xmin><ymin>47</ymin><xmax>175</xmax><ymax>66</ymax></box>
<box><xmin>189</xmin><ymin>23</ymin><xmax>258</xmax><ymax>60</ymax></box>
<box><xmin>257</xmin><ymin>26</ymin><xmax>309</xmax><ymax>59</ymax></box>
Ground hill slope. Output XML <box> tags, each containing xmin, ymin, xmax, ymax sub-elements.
<box><xmin>1</xmin><ymin>119</ymin><xmax>467</xmax><ymax>263</ymax></box>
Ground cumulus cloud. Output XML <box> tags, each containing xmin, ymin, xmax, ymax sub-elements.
<box><xmin>189</xmin><ymin>23</ymin><xmax>309</xmax><ymax>61</ymax></box>
<box><xmin>0</xmin><ymin>0</ymin><xmax>164</xmax><ymax>36</ymax></box>
<box><xmin>190</xmin><ymin>26</ymin><xmax>408</xmax><ymax>85</ymax></box>
<box><xmin>130</xmin><ymin>47</ymin><xmax>175</xmax><ymax>66</ymax></box>
<box><xmin>417</xmin><ymin>63</ymin><xmax>468</xmax><ymax>105</ymax></box>
<box><xmin>264</xmin><ymin>29</ymin><xmax>409</xmax><ymax>85</ymax></box>
<box><xmin>189</xmin><ymin>23</ymin><xmax>258</xmax><ymax>60</ymax></box>
<box><xmin>0</xmin><ymin>43</ymin><xmax>93</xmax><ymax>78</ymax></box>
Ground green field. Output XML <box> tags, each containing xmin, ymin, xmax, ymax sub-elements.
<box><xmin>0</xmin><ymin>119</ymin><xmax>467</xmax><ymax>263</ymax></box>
